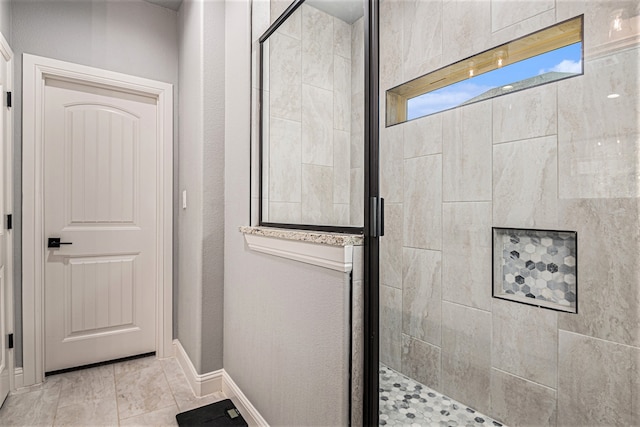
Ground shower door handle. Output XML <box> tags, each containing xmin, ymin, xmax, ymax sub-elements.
<box><xmin>370</xmin><ymin>197</ymin><xmax>385</xmax><ymax>237</ymax></box>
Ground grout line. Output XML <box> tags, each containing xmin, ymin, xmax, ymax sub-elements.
<box><xmin>111</xmin><ymin>363</ymin><xmax>122</xmax><ymax>426</ymax></box>
<box><xmin>442</xmin><ymin>299</ymin><xmax>492</xmax><ymax>315</ymax></box>
<box><xmin>492</xmin><ymin>133</ymin><xmax>558</xmax><ymax>146</ymax></box>
<box><xmin>491</xmin><ymin>367</ymin><xmax>557</xmax><ymax>392</ymax></box>
<box><xmin>160</xmin><ymin>357</ymin><xmax>181</xmax><ymax>412</ymax></box>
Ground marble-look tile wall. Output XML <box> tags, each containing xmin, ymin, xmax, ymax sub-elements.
<box><xmin>265</xmin><ymin>4</ymin><xmax>364</xmax><ymax>226</ymax></box>
<box><xmin>379</xmin><ymin>0</ymin><xmax>639</xmax><ymax>426</ymax></box>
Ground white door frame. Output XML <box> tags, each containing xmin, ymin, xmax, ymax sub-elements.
<box><xmin>0</xmin><ymin>32</ymin><xmax>14</xmax><ymax>392</ymax></box>
<box><xmin>22</xmin><ymin>54</ymin><xmax>173</xmax><ymax>387</ymax></box>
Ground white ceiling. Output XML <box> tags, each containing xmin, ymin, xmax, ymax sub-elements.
<box><xmin>144</xmin><ymin>0</ymin><xmax>182</xmax><ymax>12</ymax></box>
<box><xmin>306</xmin><ymin>0</ymin><xmax>364</xmax><ymax>24</ymax></box>
<box><xmin>143</xmin><ymin>0</ymin><xmax>364</xmax><ymax>23</ymax></box>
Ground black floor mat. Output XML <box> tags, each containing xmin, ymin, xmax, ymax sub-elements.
<box><xmin>176</xmin><ymin>399</ymin><xmax>248</xmax><ymax>426</ymax></box>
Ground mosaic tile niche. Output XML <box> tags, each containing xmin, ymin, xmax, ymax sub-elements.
<box><xmin>493</xmin><ymin>228</ymin><xmax>577</xmax><ymax>313</ymax></box>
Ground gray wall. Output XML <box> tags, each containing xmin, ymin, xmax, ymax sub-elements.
<box><xmin>379</xmin><ymin>0</ymin><xmax>639</xmax><ymax>425</ymax></box>
<box><xmin>0</xmin><ymin>0</ymin><xmax>10</xmax><ymax>43</ymax></box>
<box><xmin>176</xmin><ymin>0</ymin><xmax>225</xmax><ymax>374</ymax></box>
<box><xmin>11</xmin><ymin>0</ymin><xmax>179</xmax><ymax>366</ymax></box>
<box><xmin>223</xmin><ymin>1</ymin><xmax>351</xmax><ymax>424</ymax></box>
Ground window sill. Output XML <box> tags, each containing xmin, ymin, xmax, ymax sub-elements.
<box><xmin>239</xmin><ymin>226</ymin><xmax>364</xmax><ymax>273</ymax></box>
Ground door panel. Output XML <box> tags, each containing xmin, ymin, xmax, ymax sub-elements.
<box><xmin>67</xmin><ymin>107</ymin><xmax>138</xmax><ymax>225</ymax></box>
<box><xmin>44</xmin><ymin>78</ymin><xmax>157</xmax><ymax>372</ymax></box>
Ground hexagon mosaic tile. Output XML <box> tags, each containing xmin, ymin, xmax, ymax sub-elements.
<box><xmin>379</xmin><ymin>365</ymin><xmax>504</xmax><ymax>427</ymax></box>
<box><xmin>493</xmin><ymin>228</ymin><xmax>577</xmax><ymax>313</ymax></box>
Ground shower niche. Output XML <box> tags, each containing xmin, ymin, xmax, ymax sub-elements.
<box><xmin>492</xmin><ymin>227</ymin><xmax>577</xmax><ymax>313</ymax></box>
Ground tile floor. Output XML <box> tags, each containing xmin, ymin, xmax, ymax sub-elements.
<box><xmin>380</xmin><ymin>365</ymin><xmax>505</xmax><ymax>427</ymax></box>
<box><xmin>0</xmin><ymin>356</ymin><xmax>226</xmax><ymax>426</ymax></box>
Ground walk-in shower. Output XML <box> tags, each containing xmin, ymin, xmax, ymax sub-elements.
<box><xmin>375</xmin><ymin>0</ymin><xmax>639</xmax><ymax>425</ymax></box>
<box><xmin>258</xmin><ymin>0</ymin><xmax>639</xmax><ymax>425</ymax></box>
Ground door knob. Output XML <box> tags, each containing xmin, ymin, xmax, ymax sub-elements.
<box><xmin>48</xmin><ymin>237</ymin><xmax>72</xmax><ymax>249</ymax></box>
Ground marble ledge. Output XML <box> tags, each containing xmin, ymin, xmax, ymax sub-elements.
<box><xmin>239</xmin><ymin>226</ymin><xmax>364</xmax><ymax>273</ymax></box>
<box><xmin>239</xmin><ymin>226</ymin><xmax>364</xmax><ymax>246</ymax></box>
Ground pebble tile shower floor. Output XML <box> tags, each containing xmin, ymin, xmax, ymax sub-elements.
<box><xmin>380</xmin><ymin>365</ymin><xmax>505</xmax><ymax>427</ymax></box>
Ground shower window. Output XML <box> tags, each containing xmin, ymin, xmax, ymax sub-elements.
<box><xmin>386</xmin><ymin>15</ymin><xmax>583</xmax><ymax>126</ymax></box>
<box><xmin>258</xmin><ymin>0</ymin><xmax>366</xmax><ymax>232</ymax></box>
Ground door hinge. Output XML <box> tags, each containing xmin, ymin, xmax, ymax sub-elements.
<box><xmin>5</xmin><ymin>214</ymin><xmax>11</xmax><ymax>230</ymax></box>
<box><xmin>6</xmin><ymin>91</ymin><xmax>11</xmax><ymax>108</ymax></box>
<box><xmin>369</xmin><ymin>196</ymin><xmax>385</xmax><ymax>238</ymax></box>
<box><xmin>7</xmin><ymin>333</ymin><xmax>13</xmax><ymax>349</ymax></box>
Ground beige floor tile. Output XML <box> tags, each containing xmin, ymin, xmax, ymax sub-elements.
<box><xmin>115</xmin><ymin>359</ymin><xmax>175</xmax><ymax>419</ymax></box>
<box><xmin>53</xmin><ymin>397</ymin><xmax>118</xmax><ymax>426</ymax></box>
<box><xmin>0</xmin><ymin>385</ymin><xmax>60</xmax><ymax>426</ymax></box>
<box><xmin>55</xmin><ymin>365</ymin><xmax>116</xmax><ymax>408</ymax></box>
<box><xmin>119</xmin><ymin>403</ymin><xmax>180</xmax><ymax>426</ymax></box>
<box><xmin>0</xmin><ymin>356</ymin><xmax>226</xmax><ymax>427</ymax></box>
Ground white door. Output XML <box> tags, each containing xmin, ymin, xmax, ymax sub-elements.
<box><xmin>43</xmin><ymin>77</ymin><xmax>158</xmax><ymax>372</ymax></box>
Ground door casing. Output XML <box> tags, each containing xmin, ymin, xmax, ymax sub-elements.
<box><xmin>21</xmin><ymin>54</ymin><xmax>173</xmax><ymax>387</ymax></box>
<box><xmin>0</xmin><ymin>31</ymin><xmax>13</xmax><ymax>396</ymax></box>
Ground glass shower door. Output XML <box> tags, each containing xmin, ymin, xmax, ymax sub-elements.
<box><xmin>373</xmin><ymin>0</ymin><xmax>639</xmax><ymax>426</ymax></box>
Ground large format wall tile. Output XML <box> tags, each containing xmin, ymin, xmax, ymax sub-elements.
<box><xmin>302</xmin><ymin>84</ymin><xmax>333</xmax><ymax>166</ymax></box>
<box><xmin>380</xmin><ymin>125</ymin><xmax>403</xmax><ymax>203</ymax></box>
<box><xmin>301</xmin><ymin>164</ymin><xmax>333</xmax><ymax>224</ymax></box>
<box><xmin>490</xmin><ymin>368</ymin><xmax>557</xmax><ymax>427</ymax></box>
<box><xmin>493</xmin><ymin>136</ymin><xmax>558</xmax><ymax>228</ymax></box>
<box><xmin>333</xmin><ymin>204</ymin><xmax>349</xmax><ymax>225</ymax></box>
<box><xmin>269</xmin><ymin>117</ymin><xmax>301</xmax><ymax>203</ymax></box>
<box><xmin>381</xmin><ymin>203</ymin><xmax>403</xmax><ymax>289</ymax></box>
<box><xmin>333</xmin><ymin>16</ymin><xmax>351</xmax><ymax>59</ymax></box>
<box><xmin>333</xmin><ymin>55</ymin><xmax>351</xmax><ymax>132</ymax></box>
<box><xmin>402</xmin><ymin>248</ymin><xmax>442</xmax><ymax>346</ymax></box>
<box><xmin>442</xmin><ymin>202</ymin><xmax>492</xmax><ymax>311</ymax></box>
<box><xmin>301</xmin><ymin>4</ymin><xmax>333</xmax><ymax>90</ymax></box>
<box><xmin>492</xmin><ymin>299</ymin><xmax>558</xmax><ymax>388</ymax></box>
<box><xmin>270</xmin><ymin>2</ymin><xmax>301</xmax><ymax>38</ymax></box>
<box><xmin>403</xmin><ymin>113</ymin><xmax>442</xmax><ymax>158</ymax></box>
<box><xmin>491</xmin><ymin>0</ymin><xmax>554</xmax><ymax>33</ymax></box>
<box><xmin>381</xmin><ymin>285</ymin><xmax>403</xmax><ymax>371</ymax></box>
<box><xmin>402</xmin><ymin>0</ymin><xmax>442</xmax><ymax>81</ymax></box>
<box><xmin>558</xmin><ymin>48</ymin><xmax>639</xmax><ymax>199</ymax></box>
<box><xmin>442</xmin><ymin>0</ymin><xmax>491</xmax><ymax>65</ymax></box>
<box><xmin>441</xmin><ymin>302</ymin><xmax>492</xmax><ymax>414</ymax></box>
<box><xmin>492</xmin><ymin>84</ymin><xmax>557</xmax><ymax>144</ymax></box>
<box><xmin>401</xmin><ymin>334</ymin><xmax>441</xmax><ymax>390</ymax></box>
<box><xmin>333</xmin><ymin>129</ymin><xmax>350</xmax><ymax>204</ymax></box>
<box><xmin>556</xmin><ymin>0</ymin><xmax>637</xmax><ymax>57</ymax></box>
<box><xmin>351</xmin><ymin>92</ymin><xmax>364</xmax><ymax>171</ymax></box>
<box><xmin>490</xmin><ymin>8</ymin><xmax>556</xmax><ymax>49</ymax></box>
<box><xmin>351</xmin><ymin>17</ymin><xmax>364</xmax><ymax>95</ymax></box>
<box><xmin>269</xmin><ymin>32</ymin><xmax>301</xmax><ymax>122</ymax></box>
<box><xmin>443</xmin><ymin>103</ymin><xmax>492</xmax><ymax>202</ymax></box>
<box><xmin>403</xmin><ymin>154</ymin><xmax>442</xmax><ymax>250</ymax></box>
<box><xmin>350</xmin><ymin>167</ymin><xmax>364</xmax><ymax>225</ymax></box>
<box><xmin>380</xmin><ymin>0</ymin><xmax>404</xmax><ymax>89</ymax></box>
<box><xmin>558</xmin><ymin>331</ymin><xmax>634</xmax><ymax>426</ymax></box>
<box><xmin>558</xmin><ymin>198</ymin><xmax>640</xmax><ymax>347</ymax></box>
<box><xmin>269</xmin><ymin>202</ymin><xmax>301</xmax><ymax>224</ymax></box>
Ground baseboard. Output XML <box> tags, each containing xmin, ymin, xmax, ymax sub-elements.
<box><xmin>173</xmin><ymin>340</ymin><xmax>223</xmax><ymax>397</ymax></box>
<box><xmin>222</xmin><ymin>371</ymin><xmax>269</xmax><ymax>427</ymax></box>
<box><xmin>172</xmin><ymin>340</ymin><xmax>268</xmax><ymax>426</ymax></box>
<box><xmin>13</xmin><ymin>367</ymin><xmax>23</xmax><ymax>389</ymax></box>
